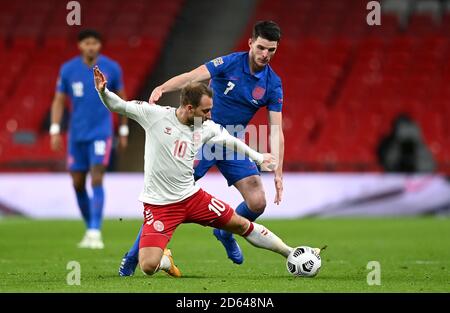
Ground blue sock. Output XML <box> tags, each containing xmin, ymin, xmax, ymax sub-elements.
<box><xmin>75</xmin><ymin>189</ymin><xmax>90</xmax><ymax>227</ymax></box>
<box><xmin>89</xmin><ymin>185</ymin><xmax>104</xmax><ymax>230</ymax></box>
<box><xmin>236</xmin><ymin>201</ymin><xmax>262</xmax><ymax>222</ymax></box>
<box><xmin>220</xmin><ymin>201</ymin><xmax>262</xmax><ymax>238</ymax></box>
<box><xmin>127</xmin><ymin>225</ymin><xmax>143</xmax><ymax>259</ymax></box>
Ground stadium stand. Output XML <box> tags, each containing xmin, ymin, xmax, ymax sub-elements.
<box><xmin>0</xmin><ymin>0</ymin><xmax>448</xmax><ymax>173</ymax></box>
<box><xmin>0</xmin><ymin>0</ymin><xmax>184</xmax><ymax>170</ymax></box>
<box><xmin>238</xmin><ymin>0</ymin><xmax>450</xmax><ymax>173</ymax></box>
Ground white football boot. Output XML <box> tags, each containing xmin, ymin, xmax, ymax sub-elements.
<box><xmin>77</xmin><ymin>229</ymin><xmax>104</xmax><ymax>249</ymax></box>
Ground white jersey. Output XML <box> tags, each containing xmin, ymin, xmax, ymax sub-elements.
<box><xmin>98</xmin><ymin>88</ymin><xmax>264</xmax><ymax>205</ymax></box>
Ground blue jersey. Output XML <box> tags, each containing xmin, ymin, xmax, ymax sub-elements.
<box><xmin>57</xmin><ymin>55</ymin><xmax>123</xmax><ymax>142</ymax></box>
<box><xmin>205</xmin><ymin>52</ymin><xmax>283</xmax><ymax>135</ymax></box>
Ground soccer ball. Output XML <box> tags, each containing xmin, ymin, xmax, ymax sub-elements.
<box><xmin>286</xmin><ymin>246</ymin><xmax>321</xmax><ymax>277</ymax></box>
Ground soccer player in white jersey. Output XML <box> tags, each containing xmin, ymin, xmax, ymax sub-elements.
<box><xmin>94</xmin><ymin>66</ymin><xmax>320</xmax><ymax>276</ymax></box>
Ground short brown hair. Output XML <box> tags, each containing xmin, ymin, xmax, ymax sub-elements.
<box><xmin>180</xmin><ymin>82</ymin><xmax>213</xmax><ymax>108</ymax></box>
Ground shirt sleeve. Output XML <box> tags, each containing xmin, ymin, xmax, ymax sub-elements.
<box><xmin>98</xmin><ymin>88</ymin><xmax>166</xmax><ymax>129</ymax></box>
<box><xmin>56</xmin><ymin>66</ymin><xmax>68</xmax><ymax>94</ymax></box>
<box><xmin>124</xmin><ymin>101</ymin><xmax>168</xmax><ymax>128</ymax></box>
<box><xmin>266</xmin><ymin>80</ymin><xmax>283</xmax><ymax>112</ymax></box>
<box><xmin>204</xmin><ymin>53</ymin><xmax>235</xmax><ymax>78</ymax></box>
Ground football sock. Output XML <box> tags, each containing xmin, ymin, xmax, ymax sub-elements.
<box><xmin>75</xmin><ymin>189</ymin><xmax>90</xmax><ymax>227</ymax></box>
<box><xmin>89</xmin><ymin>185</ymin><xmax>104</xmax><ymax>230</ymax></box>
<box><xmin>128</xmin><ymin>225</ymin><xmax>143</xmax><ymax>259</ymax></box>
<box><xmin>159</xmin><ymin>255</ymin><xmax>171</xmax><ymax>271</ymax></box>
<box><xmin>242</xmin><ymin>222</ymin><xmax>292</xmax><ymax>257</ymax></box>
<box><xmin>219</xmin><ymin>201</ymin><xmax>261</xmax><ymax>239</ymax></box>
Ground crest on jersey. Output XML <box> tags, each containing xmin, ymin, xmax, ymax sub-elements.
<box><xmin>212</xmin><ymin>57</ymin><xmax>224</xmax><ymax>67</ymax></box>
<box><xmin>153</xmin><ymin>220</ymin><xmax>164</xmax><ymax>232</ymax></box>
<box><xmin>164</xmin><ymin>127</ymin><xmax>172</xmax><ymax>135</ymax></box>
<box><xmin>252</xmin><ymin>86</ymin><xmax>266</xmax><ymax>100</ymax></box>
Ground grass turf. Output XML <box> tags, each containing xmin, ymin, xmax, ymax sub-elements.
<box><xmin>0</xmin><ymin>217</ymin><xmax>449</xmax><ymax>292</ymax></box>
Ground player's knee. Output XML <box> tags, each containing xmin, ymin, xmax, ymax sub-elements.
<box><xmin>140</xmin><ymin>259</ymin><xmax>160</xmax><ymax>276</ymax></box>
<box><xmin>72</xmin><ymin>181</ymin><xmax>85</xmax><ymax>192</ymax></box>
<box><xmin>90</xmin><ymin>173</ymin><xmax>103</xmax><ymax>186</ymax></box>
<box><xmin>90</xmin><ymin>166</ymin><xmax>105</xmax><ymax>186</ymax></box>
<box><xmin>247</xmin><ymin>194</ymin><xmax>266</xmax><ymax>214</ymax></box>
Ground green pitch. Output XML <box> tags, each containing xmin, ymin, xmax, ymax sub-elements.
<box><xmin>0</xmin><ymin>217</ymin><xmax>449</xmax><ymax>292</ymax></box>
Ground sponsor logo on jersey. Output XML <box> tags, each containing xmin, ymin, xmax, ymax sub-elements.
<box><xmin>212</xmin><ymin>57</ymin><xmax>224</xmax><ymax>67</ymax></box>
<box><xmin>252</xmin><ymin>86</ymin><xmax>266</xmax><ymax>100</ymax></box>
<box><xmin>153</xmin><ymin>220</ymin><xmax>164</xmax><ymax>232</ymax></box>
<box><xmin>164</xmin><ymin>127</ymin><xmax>172</xmax><ymax>135</ymax></box>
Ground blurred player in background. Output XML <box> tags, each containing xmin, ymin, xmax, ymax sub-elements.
<box><xmin>119</xmin><ymin>21</ymin><xmax>284</xmax><ymax>275</ymax></box>
<box><xmin>94</xmin><ymin>67</ymin><xmax>318</xmax><ymax>277</ymax></box>
<box><xmin>50</xmin><ymin>29</ymin><xmax>128</xmax><ymax>249</ymax></box>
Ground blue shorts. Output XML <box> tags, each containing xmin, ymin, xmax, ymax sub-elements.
<box><xmin>67</xmin><ymin>137</ymin><xmax>113</xmax><ymax>172</ymax></box>
<box><xmin>194</xmin><ymin>144</ymin><xmax>260</xmax><ymax>186</ymax></box>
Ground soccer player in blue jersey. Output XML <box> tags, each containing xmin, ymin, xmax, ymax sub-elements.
<box><xmin>50</xmin><ymin>29</ymin><xmax>128</xmax><ymax>249</ymax></box>
<box><xmin>119</xmin><ymin>21</ymin><xmax>284</xmax><ymax>275</ymax></box>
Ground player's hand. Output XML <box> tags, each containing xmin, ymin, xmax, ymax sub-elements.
<box><xmin>149</xmin><ymin>86</ymin><xmax>163</xmax><ymax>103</ymax></box>
<box><xmin>119</xmin><ymin>135</ymin><xmax>128</xmax><ymax>150</ymax></box>
<box><xmin>94</xmin><ymin>66</ymin><xmax>107</xmax><ymax>92</ymax></box>
<box><xmin>260</xmin><ymin>153</ymin><xmax>277</xmax><ymax>172</ymax></box>
<box><xmin>50</xmin><ymin>134</ymin><xmax>62</xmax><ymax>151</ymax></box>
<box><xmin>274</xmin><ymin>175</ymin><xmax>283</xmax><ymax>205</ymax></box>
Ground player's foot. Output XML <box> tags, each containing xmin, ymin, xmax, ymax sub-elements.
<box><xmin>119</xmin><ymin>252</ymin><xmax>139</xmax><ymax>276</ymax></box>
<box><xmin>213</xmin><ymin>228</ymin><xmax>244</xmax><ymax>264</ymax></box>
<box><xmin>162</xmin><ymin>249</ymin><xmax>182</xmax><ymax>278</ymax></box>
<box><xmin>313</xmin><ymin>245</ymin><xmax>327</xmax><ymax>256</ymax></box>
<box><xmin>77</xmin><ymin>229</ymin><xmax>104</xmax><ymax>249</ymax></box>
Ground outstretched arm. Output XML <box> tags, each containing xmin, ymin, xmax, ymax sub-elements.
<box><xmin>149</xmin><ymin>65</ymin><xmax>211</xmax><ymax>103</ymax></box>
<box><xmin>94</xmin><ymin>66</ymin><xmax>128</xmax><ymax>114</ymax></box>
<box><xmin>207</xmin><ymin>126</ymin><xmax>277</xmax><ymax>171</ymax></box>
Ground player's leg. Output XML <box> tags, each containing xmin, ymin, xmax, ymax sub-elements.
<box><xmin>68</xmin><ymin>140</ymin><xmax>91</xmax><ymax>227</ymax></box>
<box><xmin>70</xmin><ymin>171</ymin><xmax>90</xmax><ymax>228</ymax></box>
<box><xmin>139</xmin><ymin>247</ymin><xmax>180</xmax><ymax>277</ymax></box>
<box><xmin>68</xmin><ymin>139</ymin><xmax>96</xmax><ymax>247</ymax></box>
<box><xmin>89</xmin><ymin>164</ymin><xmax>106</xmax><ymax>231</ymax></box>
<box><xmin>189</xmin><ymin>189</ymin><xmax>293</xmax><ymax>258</ymax></box>
<box><xmin>84</xmin><ymin>137</ymin><xmax>112</xmax><ymax>249</ymax></box>
<box><xmin>213</xmin><ymin>155</ymin><xmax>263</xmax><ymax>264</ymax></box>
<box><xmin>138</xmin><ymin>202</ymin><xmax>184</xmax><ymax>277</ymax></box>
<box><xmin>220</xmin><ymin>212</ymin><xmax>292</xmax><ymax>257</ymax></box>
<box><xmin>119</xmin><ymin>145</ymin><xmax>217</xmax><ymax>276</ymax></box>
<box><xmin>118</xmin><ymin>226</ymin><xmax>142</xmax><ymax>276</ymax></box>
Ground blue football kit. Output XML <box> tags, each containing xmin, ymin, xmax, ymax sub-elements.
<box><xmin>57</xmin><ymin>54</ymin><xmax>123</xmax><ymax>231</ymax></box>
<box><xmin>195</xmin><ymin>51</ymin><xmax>283</xmax><ymax>186</ymax></box>
<box><xmin>57</xmin><ymin>54</ymin><xmax>123</xmax><ymax>171</ymax></box>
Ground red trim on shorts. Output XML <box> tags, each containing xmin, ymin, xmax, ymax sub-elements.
<box><xmin>139</xmin><ymin>232</ymin><xmax>170</xmax><ymax>250</ymax></box>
